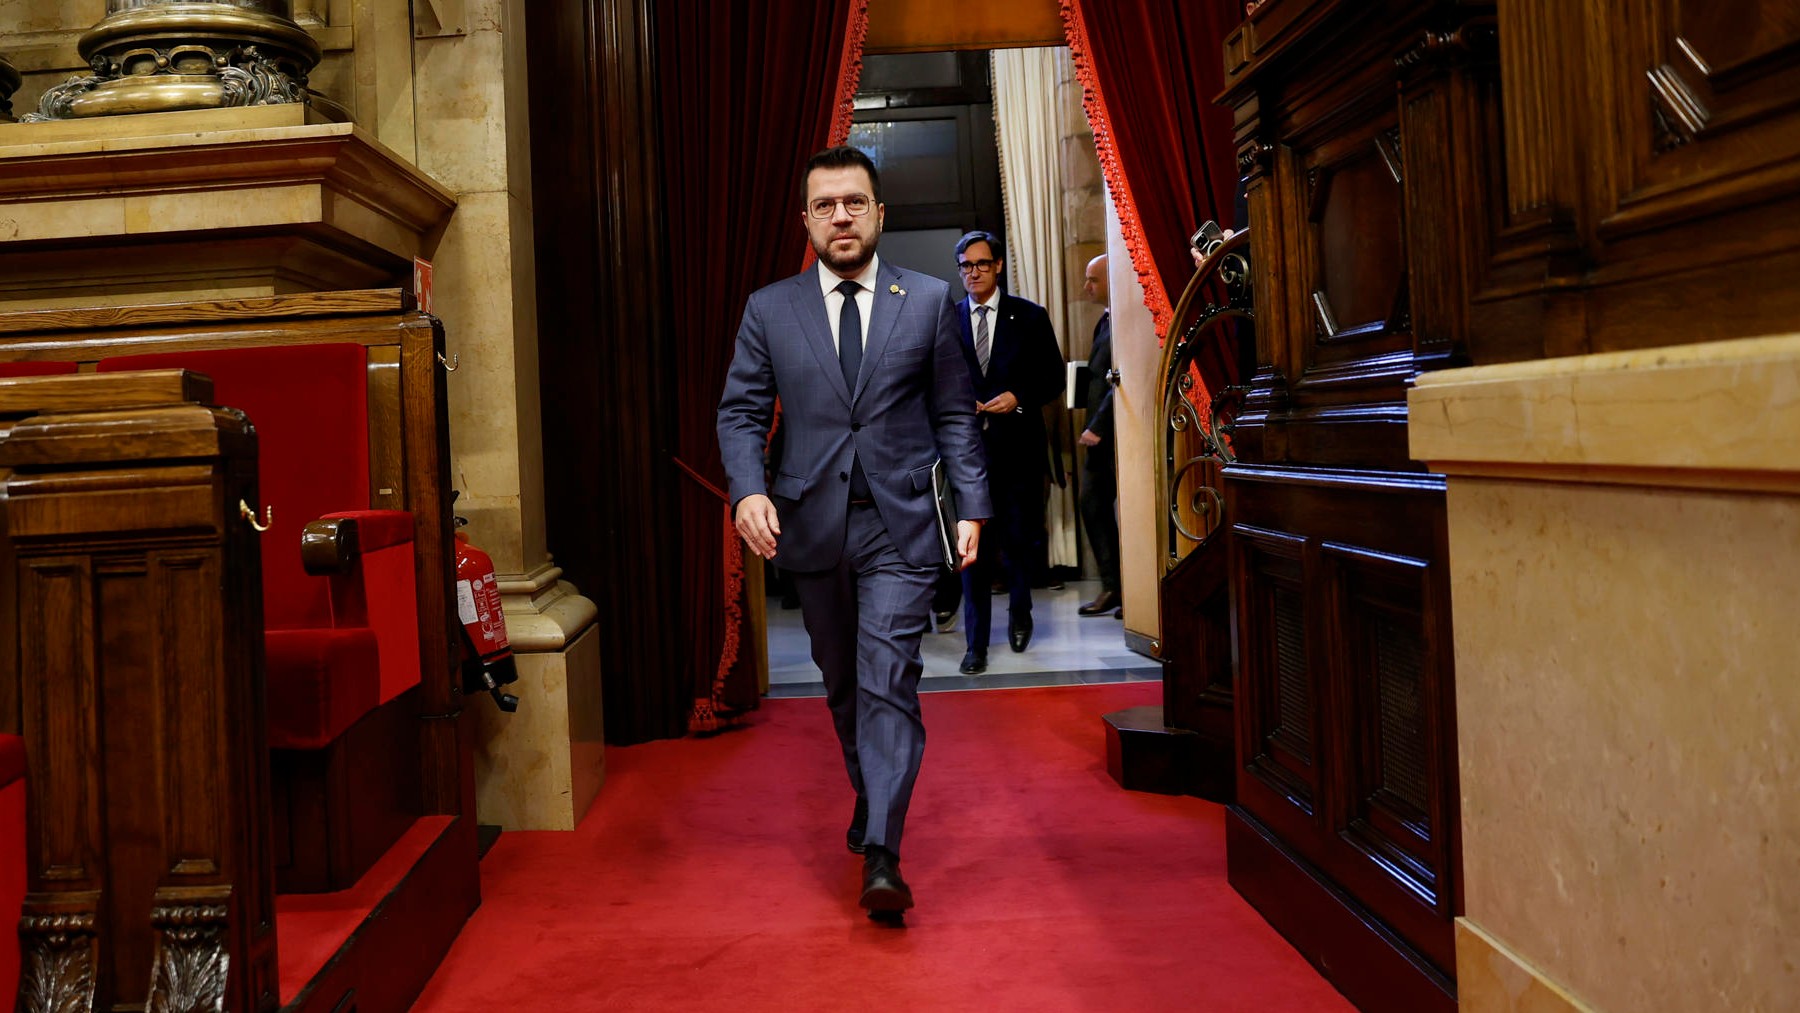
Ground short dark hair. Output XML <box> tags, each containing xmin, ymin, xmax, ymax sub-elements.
<box><xmin>955</xmin><ymin>230</ymin><xmax>1003</xmax><ymax>260</ymax></box>
<box><xmin>803</xmin><ymin>146</ymin><xmax>881</xmax><ymax>204</ymax></box>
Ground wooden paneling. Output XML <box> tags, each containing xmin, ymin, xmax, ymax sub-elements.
<box><xmin>1226</xmin><ymin>467</ymin><xmax>1458</xmax><ymax>1005</ymax></box>
<box><xmin>1215</xmin><ymin>2</ymin><xmax>1485</xmax><ymax>1006</ymax></box>
<box><xmin>1473</xmin><ymin>0</ymin><xmax>1800</xmax><ymax>363</ymax></box>
<box><xmin>3</xmin><ymin>401</ymin><xmax>278</xmax><ymax>1012</ymax></box>
<box><xmin>1207</xmin><ymin>2</ymin><xmax>1798</xmax><ymax>1007</ymax></box>
<box><xmin>864</xmin><ymin>0</ymin><xmax>1062</xmax><ymax>54</ymax></box>
<box><xmin>0</xmin><ymin>295</ymin><xmax>479</xmax><ymax>1010</ymax></box>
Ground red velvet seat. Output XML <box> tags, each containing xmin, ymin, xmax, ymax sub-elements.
<box><xmin>0</xmin><ymin>362</ymin><xmax>77</xmax><ymax>377</ymax></box>
<box><xmin>0</xmin><ymin>734</ymin><xmax>24</xmax><ymax>1004</ymax></box>
<box><xmin>100</xmin><ymin>343</ymin><xmax>421</xmax><ymax>889</ymax></box>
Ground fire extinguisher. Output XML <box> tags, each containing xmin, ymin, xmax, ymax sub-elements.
<box><xmin>455</xmin><ymin>516</ymin><xmax>520</xmax><ymax>712</ymax></box>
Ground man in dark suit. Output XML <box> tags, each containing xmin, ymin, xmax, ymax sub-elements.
<box><xmin>951</xmin><ymin>230</ymin><xmax>1065</xmax><ymax>674</ymax></box>
<box><xmin>1077</xmin><ymin>254</ymin><xmax>1121</xmax><ymax>618</ymax></box>
<box><xmin>717</xmin><ymin>146</ymin><xmax>990</xmax><ymax>920</ymax></box>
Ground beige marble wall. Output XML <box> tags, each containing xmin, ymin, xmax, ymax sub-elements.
<box><xmin>474</xmin><ymin>626</ymin><xmax>604</xmax><ymax>831</ymax></box>
<box><xmin>1058</xmin><ymin>48</ymin><xmax>1106</xmax><ymax>360</ymax></box>
<box><xmin>1410</xmin><ymin>333</ymin><xmax>1800</xmax><ymax>1012</ymax></box>
<box><xmin>1105</xmin><ymin>194</ymin><xmax>1160</xmax><ymax>644</ymax></box>
<box><xmin>410</xmin><ymin>0</ymin><xmax>602</xmax><ymax>829</ymax></box>
<box><xmin>1057</xmin><ymin>48</ymin><xmax>1106</xmax><ymax>582</ymax></box>
<box><xmin>0</xmin><ymin>0</ymin><xmax>99</xmax><ymax>119</ymax></box>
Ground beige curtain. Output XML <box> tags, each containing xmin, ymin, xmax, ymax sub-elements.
<box><xmin>992</xmin><ymin>46</ymin><xmax>1078</xmax><ymax>569</ymax></box>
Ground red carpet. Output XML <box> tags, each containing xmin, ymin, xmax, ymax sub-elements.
<box><xmin>409</xmin><ymin>682</ymin><xmax>1351</xmax><ymax>1012</ymax></box>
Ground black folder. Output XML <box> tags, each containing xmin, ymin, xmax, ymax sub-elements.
<box><xmin>930</xmin><ymin>458</ymin><xmax>960</xmax><ymax>570</ymax></box>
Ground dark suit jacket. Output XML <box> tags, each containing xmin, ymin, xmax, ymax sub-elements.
<box><xmin>1083</xmin><ymin>310</ymin><xmax>1114</xmax><ymax>458</ymax></box>
<box><xmin>717</xmin><ymin>260</ymin><xmax>992</xmax><ymax>572</ymax></box>
<box><xmin>956</xmin><ymin>292</ymin><xmax>1065</xmax><ymax>481</ymax></box>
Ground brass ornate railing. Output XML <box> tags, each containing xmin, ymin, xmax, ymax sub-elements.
<box><xmin>1157</xmin><ymin>222</ymin><xmax>1253</xmax><ymax>572</ymax></box>
<box><xmin>26</xmin><ymin>1</ymin><xmax>320</xmax><ymax>121</ymax></box>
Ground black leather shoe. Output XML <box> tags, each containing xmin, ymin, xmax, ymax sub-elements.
<box><xmin>860</xmin><ymin>846</ymin><xmax>914</xmax><ymax>914</ymax></box>
<box><xmin>846</xmin><ymin>796</ymin><xmax>868</xmax><ymax>854</ymax></box>
<box><xmin>1008</xmin><ymin>618</ymin><xmax>1032</xmax><ymax>653</ymax></box>
<box><xmin>1078</xmin><ymin>589</ymin><xmax>1119</xmax><ymax>617</ymax></box>
<box><xmin>932</xmin><ymin>610</ymin><xmax>957</xmax><ymax>634</ymax></box>
<box><xmin>959</xmin><ymin>650</ymin><xmax>986</xmax><ymax>675</ymax></box>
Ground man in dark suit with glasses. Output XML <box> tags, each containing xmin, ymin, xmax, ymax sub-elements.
<box><xmin>949</xmin><ymin>230</ymin><xmax>1065</xmax><ymax>675</ymax></box>
<box><xmin>718</xmin><ymin>146</ymin><xmax>990</xmax><ymax>921</ymax></box>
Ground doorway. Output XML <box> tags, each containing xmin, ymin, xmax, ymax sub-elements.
<box><xmin>763</xmin><ymin>46</ymin><xmax>1151</xmax><ymax>698</ymax></box>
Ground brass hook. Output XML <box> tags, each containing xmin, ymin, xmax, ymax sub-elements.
<box><xmin>238</xmin><ymin>499</ymin><xmax>273</xmax><ymax>533</ymax></box>
<box><xmin>437</xmin><ymin>352</ymin><xmax>459</xmax><ymax>372</ymax></box>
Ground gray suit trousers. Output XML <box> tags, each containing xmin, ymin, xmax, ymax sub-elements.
<box><xmin>789</xmin><ymin>501</ymin><xmax>937</xmax><ymax>857</ymax></box>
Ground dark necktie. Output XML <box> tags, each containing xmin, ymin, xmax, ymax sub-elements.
<box><xmin>837</xmin><ymin>279</ymin><xmax>862</xmax><ymax>392</ymax></box>
<box><xmin>974</xmin><ymin>304</ymin><xmax>992</xmax><ymax>376</ymax></box>
<box><xmin>836</xmin><ymin>279</ymin><xmax>871</xmax><ymax>500</ymax></box>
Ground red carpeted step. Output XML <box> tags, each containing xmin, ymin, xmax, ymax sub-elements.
<box><xmin>409</xmin><ymin>683</ymin><xmax>1351</xmax><ymax>1012</ymax></box>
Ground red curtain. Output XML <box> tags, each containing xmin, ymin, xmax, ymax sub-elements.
<box><xmin>657</xmin><ymin>1</ymin><xmax>869</xmax><ymax>734</ymax></box>
<box><xmin>1061</xmin><ymin>0</ymin><xmax>1243</xmax><ymax>398</ymax></box>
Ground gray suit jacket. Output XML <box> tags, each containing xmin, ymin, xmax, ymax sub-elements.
<box><xmin>718</xmin><ymin>260</ymin><xmax>992</xmax><ymax>572</ymax></box>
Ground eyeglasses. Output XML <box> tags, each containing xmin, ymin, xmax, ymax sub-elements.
<box><xmin>956</xmin><ymin>258</ymin><xmax>999</xmax><ymax>274</ymax></box>
<box><xmin>807</xmin><ymin>194</ymin><xmax>874</xmax><ymax>219</ymax></box>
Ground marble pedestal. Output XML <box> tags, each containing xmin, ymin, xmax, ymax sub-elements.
<box><xmin>1410</xmin><ymin>333</ymin><xmax>1800</xmax><ymax>1012</ymax></box>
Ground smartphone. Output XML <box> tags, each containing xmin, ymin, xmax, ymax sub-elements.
<box><xmin>1190</xmin><ymin>222</ymin><xmax>1222</xmax><ymax>250</ymax></box>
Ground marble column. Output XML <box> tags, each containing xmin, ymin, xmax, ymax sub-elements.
<box><xmin>412</xmin><ymin>0</ymin><xmax>604</xmax><ymax>830</ymax></box>
<box><xmin>1410</xmin><ymin>333</ymin><xmax>1800</xmax><ymax>1012</ymax></box>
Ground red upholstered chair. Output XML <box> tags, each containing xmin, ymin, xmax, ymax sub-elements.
<box><xmin>0</xmin><ymin>353</ymin><xmax>57</xmax><ymax>948</ymax></box>
<box><xmin>0</xmin><ymin>735</ymin><xmax>24</xmax><ymax>1004</ymax></box>
<box><xmin>100</xmin><ymin>343</ymin><xmax>421</xmax><ymax>891</ymax></box>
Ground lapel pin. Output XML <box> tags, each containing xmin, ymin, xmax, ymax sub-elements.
<box><xmin>890</xmin><ymin>283</ymin><xmax>904</xmax><ymax>296</ymax></box>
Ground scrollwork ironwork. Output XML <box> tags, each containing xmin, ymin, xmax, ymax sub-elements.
<box><xmin>218</xmin><ymin>47</ymin><xmax>308</xmax><ymax>106</ymax></box>
<box><xmin>1160</xmin><ymin>224</ymin><xmax>1254</xmax><ymax>571</ymax></box>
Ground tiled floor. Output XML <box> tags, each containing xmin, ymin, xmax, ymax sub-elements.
<box><xmin>765</xmin><ymin>578</ymin><xmax>1161</xmax><ymax>698</ymax></box>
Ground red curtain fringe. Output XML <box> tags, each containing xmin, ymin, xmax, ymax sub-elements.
<box><xmin>829</xmin><ymin>2</ymin><xmax>872</xmax><ymax>149</ymax></box>
<box><xmin>1059</xmin><ymin>0</ymin><xmax>1213</xmax><ymax>428</ymax></box>
<box><xmin>691</xmin><ymin>503</ymin><xmax>746</xmax><ymax>736</ymax></box>
<box><xmin>1059</xmin><ymin>0</ymin><xmax>1175</xmax><ymax>339</ymax></box>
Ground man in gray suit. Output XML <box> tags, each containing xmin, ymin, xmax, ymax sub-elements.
<box><xmin>717</xmin><ymin>146</ymin><xmax>991</xmax><ymax>920</ymax></box>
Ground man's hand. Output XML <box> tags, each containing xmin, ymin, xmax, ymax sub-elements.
<box><xmin>978</xmin><ymin>391</ymin><xmax>1020</xmax><ymax>414</ymax></box>
<box><xmin>1078</xmin><ymin>429</ymin><xmax>1101</xmax><ymax>447</ymax></box>
<box><xmin>955</xmin><ymin>518</ymin><xmax>983</xmax><ymax>571</ymax></box>
<box><xmin>734</xmin><ymin>494</ymin><xmax>781</xmax><ymax>560</ymax></box>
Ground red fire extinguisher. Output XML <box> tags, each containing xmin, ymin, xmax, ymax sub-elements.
<box><xmin>455</xmin><ymin>517</ymin><xmax>520</xmax><ymax>712</ymax></box>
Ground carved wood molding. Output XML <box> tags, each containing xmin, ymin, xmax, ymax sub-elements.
<box><xmin>1394</xmin><ymin>18</ymin><xmax>1499</xmax><ymax>73</ymax></box>
<box><xmin>18</xmin><ymin>910</ymin><xmax>99</xmax><ymax>1013</ymax></box>
<box><xmin>1647</xmin><ymin>64</ymin><xmax>1709</xmax><ymax>152</ymax></box>
<box><xmin>1237</xmin><ymin>138</ymin><xmax>1274</xmax><ymax>180</ymax></box>
<box><xmin>146</xmin><ymin>903</ymin><xmax>231</xmax><ymax>1013</ymax></box>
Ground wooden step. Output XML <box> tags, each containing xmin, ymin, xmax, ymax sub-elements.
<box><xmin>1103</xmin><ymin>705</ymin><xmax>1201</xmax><ymax>796</ymax></box>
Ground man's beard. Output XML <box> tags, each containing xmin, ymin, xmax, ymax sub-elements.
<box><xmin>814</xmin><ymin>228</ymin><xmax>877</xmax><ymax>273</ymax></box>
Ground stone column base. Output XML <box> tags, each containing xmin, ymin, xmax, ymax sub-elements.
<box><xmin>472</xmin><ymin>572</ymin><xmax>603</xmax><ymax>831</ymax></box>
<box><xmin>1456</xmin><ymin>920</ymin><xmax>1594</xmax><ymax>1013</ymax></box>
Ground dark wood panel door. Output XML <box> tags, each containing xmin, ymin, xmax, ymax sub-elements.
<box><xmin>1615</xmin><ymin>0</ymin><xmax>1800</xmax><ymax>237</ymax></box>
<box><xmin>1227</xmin><ymin>467</ymin><xmax>1459</xmax><ymax>979</ymax></box>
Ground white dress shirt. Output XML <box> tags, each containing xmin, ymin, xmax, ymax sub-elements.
<box><xmin>818</xmin><ymin>255</ymin><xmax>880</xmax><ymax>354</ymax></box>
